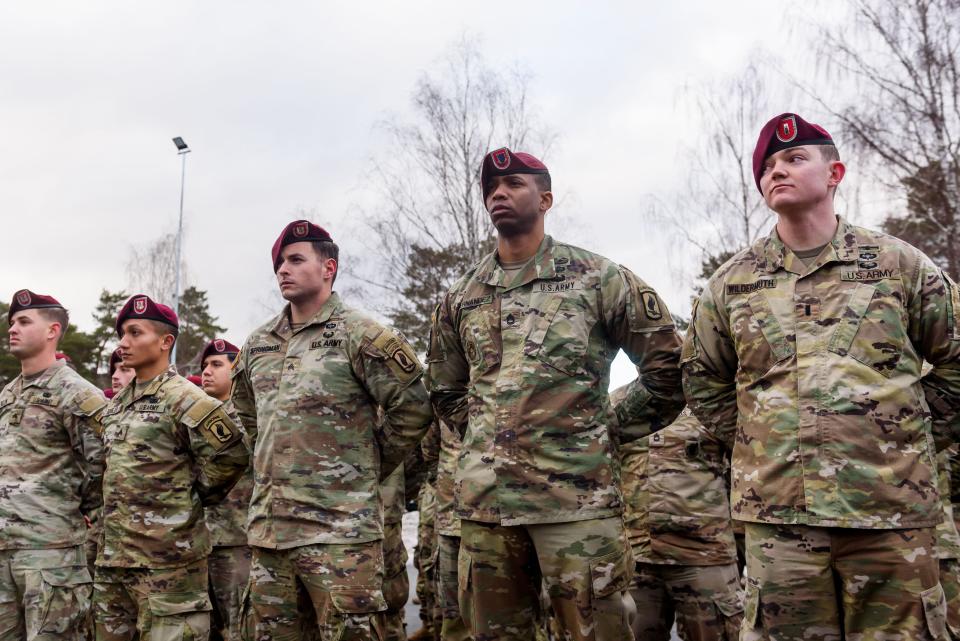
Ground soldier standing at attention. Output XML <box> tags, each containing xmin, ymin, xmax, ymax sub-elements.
<box><xmin>94</xmin><ymin>295</ymin><xmax>248</xmax><ymax>641</ymax></box>
<box><xmin>614</xmin><ymin>395</ymin><xmax>742</xmax><ymax>641</ymax></box>
<box><xmin>0</xmin><ymin>290</ymin><xmax>106</xmax><ymax>640</ymax></box>
<box><xmin>427</xmin><ymin>148</ymin><xmax>685</xmax><ymax>641</ymax></box>
<box><xmin>230</xmin><ymin>220</ymin><xmax>432</xmax><ymax>640</ymax></box>
<box><xmin>199</xmin><ymin>338</ymin><xmax>252</xmax><ymax>641</ymax></box>
<box><xmin>682</xmin><ymin>112</ymin><xmax>960</xmax><ymax>640</ymax></box>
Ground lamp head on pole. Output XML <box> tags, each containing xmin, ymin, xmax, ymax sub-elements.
<box><xmin>172</xmin><ymin>136</ymin><xmax>191</xmax><ymax>154</ymax></box>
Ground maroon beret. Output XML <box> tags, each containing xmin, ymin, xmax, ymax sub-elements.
<box><xmin>753</xmin><ymin>112</ymin><xmax>834</xmax><ymax>193</ymax></box>
<box><xmin>200</xmin><ymin>338</ymin><xmax>240</xmax><ymax>365</ymax></box>
<box><xmin>187</xmin><ymin>375</ymin><xmax>203</xmax><ymax>387</ymax></box>
<box><xmin>108</xmin><ymin>348</ymin><xmax>124</xmax><ymax>376</ymax></box>
<box><xmin>115</xmin><ymin>294</ymin><xmax>179</xmax><ymax>336</ymax></box>
<box><xmin>103</xmin><ymin>388</ymin><xmax>115</xmax><ymax>399</ymax></box>
<box><xmin>271</xmin><ymin>220</ymin><xmax>333</xmax><ymax>272</ymax></box>
<box><xmin>8</xmin><ymin>289</ymin><xmax>64</xmax><ymax>323</ymax></box>
<box><xmin>480</xmin><ymin>148</ymin><xmax>549</xmax><ymax>201</ymax></box>
<box><xmin>55</xmin><ymin>352</ymin><xmax>71</xmax><ymax>363</ymax></box>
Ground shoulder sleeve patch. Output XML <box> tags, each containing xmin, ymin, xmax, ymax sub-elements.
<box><xmin>370</xmin><ymin>328</ymin><xmax>423</xmax><ymax>384</ymax></box>
<box><xmin>182</xmin><ymin>396</ymin><xmax>219</xmax><ymax>428</ymax></box>
<box><xmin>76</xmin><ymin>392</ymin><xmax>107</xmax><ymax>417</ymax></box>
<box><xmin>199</xmin><ymin>406</ymin><xmax>241</xmax><ymax>452</ymax></box>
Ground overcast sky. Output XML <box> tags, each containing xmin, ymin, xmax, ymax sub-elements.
<box><xmin>2</xmin><ymin>2</ymin><xmax>850</xmax><ymax>386</ymax></box>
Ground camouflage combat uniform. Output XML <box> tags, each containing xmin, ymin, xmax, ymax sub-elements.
<box><xmin>230</xmin><ymin>293</ymin><xmax>432</xmax><ymax>640</ymax></box>
<box><xmin>94</xmin><ymin>368</ymin><xmax>247</xmax><ymax>641</ymax></box>
<box><xmin>682</xmin><ymin>218</ymin><xmax>960</xmax><ymax>640</ymax></box>
<box><xmin>935</xmin><ymin>447</ymin><xmax>960</xmax><ymax>636</ymax></box>
<box><xmin>381</xmin><ymin>463</ymin><xmax>409</xmax><ymax>641</ymax></box>
<box><xmin>421</xmin><ymin>418</ymin><xmax>470</xmax><ymax>641</ymax></box>
<box><xmin>428</xmin><ymin>235</ymin><xmax>685</xmax><ymax>641</ymax></box>
<box><xmin>0</xmin><ymin>360</ymin><xmax>106</xmax><ymax>641</ymax></box>
<box><xmin>618</xmin><ymin>405</ymin><xmax>742</xmax><ymax>641</ymax></box>
<box><xmin>204</xmin><ymin>399</ymin><xmax>253</xmax><ymax>641</ymax></box>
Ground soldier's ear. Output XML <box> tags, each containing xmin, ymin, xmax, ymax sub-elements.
<box><xmin>539</xmin><ymin>190</ymin><xmax>553</xmax><ymax>214</ymax></box>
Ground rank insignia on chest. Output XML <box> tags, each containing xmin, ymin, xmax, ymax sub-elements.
<box><xmin>726</xmin><ymin>280</ymin><xmax>776</xmax><ymax>295</ymax></box>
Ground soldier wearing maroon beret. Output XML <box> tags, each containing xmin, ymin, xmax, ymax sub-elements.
<box><xmin>231</xmin><ymin>220</ymin><xmax>432</xmax><ymax>640</ymax></box>
<box><xmin>683</xmin><ymin>113</ymin><xmax>960</xmax><ymax>640</ymax></box>
<box><xmin>0</xmin><ymin>290</ymin><xmax>106</xmax><ymax>640</ymax></box>
<box><xmin>94</xmin><ymin>294</ymin><xmax>248</xmax><ymax>641</ymax></box>
<box><xmin>427</xmin><ymin>148</ymin><xmax>685</xmax><ymax>641</ymax></box>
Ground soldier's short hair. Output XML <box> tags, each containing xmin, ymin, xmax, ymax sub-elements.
<box><xmin>533</xmin><ymin>173</ymin><xmax>551</xmax><ymax>193</ymax></box>
<box><xmin>820</xmin><ymin>145</ymin><xmax>840</xmax><ymax>162</ymax></box>
<box><xmin>146</xmin><ymin>320</ymin><xmax>178</xmax><ymax>353</ymax></box>
<box><xmin>312</xmin><ymin>241</ymin><xmax>340</xmax><ymax>285</ymax></box>
<box><xmin>37</xmin><ymin>307</ymin><xmax>69</xmax><ymax>342</ymax></box>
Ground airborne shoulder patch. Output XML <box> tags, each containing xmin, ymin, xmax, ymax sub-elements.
<box><xmin>370</xmin><ymin>329</ymin><xmax>422</xmax><ymax>383</ymax></box>
<box><xmin>640</xmin><ymin>291</ymin><xmax>663</xmax><ymax>320</ymax></box>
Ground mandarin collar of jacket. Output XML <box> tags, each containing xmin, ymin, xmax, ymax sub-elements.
<box><xmin>760</xmin><ymin>216</ymin><xmax>859</xmax><ymax>275</ymax></box>
<box><xmin>269</xmin><ymin>291</ymin><xmax>342</xmax><ymax>341</ymax></box>
<box><xmin>475</xmin><ymin>235</ymin><xmax>558</xmax><ymax>291</ymax></box>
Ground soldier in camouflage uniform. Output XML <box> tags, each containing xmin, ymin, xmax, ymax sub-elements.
<box><xmin>682</xmin><ymin>113</ymin><xmax>960</xmax><ymax>640</ymax></box>
<box><xmin>411</xmin><ymin>479</ymin><xmax>441</xmax><ymax>641</ymax></box>
<box><xmin>934</xmin><ymin>447</ymin><xmax>960</xmax><ymax>636</ymax></box>
<box><xmin>615</xmin><ymin>394</ymin><xmax>742</xmax><ymax>641</ymax></box>
<box><xmin>420</xmin><ymin>417</ymin><xmax>470</xmax><ymax>641</ymax></box>
<box><xmin>198</xmin><ymin>338</ymin><xmax>252</xmax><ymax>641</ymax></box>
<box><xmin>230</xmin><ymin>220</ymin><xmax>432</xmax><ymax>640</ymax></box>
<box><xmin>0</xmin><ymin>290</ymin><xmax>106</xmax><ymax>641</ymax></box>
<box><xmin>428</xmin><ymin>148</ymin><xmax>685</xmax><ymax>641</ymax></box>
<box><xmin>95</xmin><ymin>295</ymin><xmax>248</xmax><ymax>641</ymax></box>
<box><xmin>381</xmin><ymin>463</ymin><xmax>410</xmax><ymax>641</ymax></box>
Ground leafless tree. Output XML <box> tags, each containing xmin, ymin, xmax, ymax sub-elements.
<box><xmin>649</xmin><ymin>61</ymin><xmax>775</xmax><ymax>292</ymax></box>
<box><xmin>804</xmin><ymin>0</ymin><xmax>960</xmax><ymax>276</ymax></box>
<box><xmin>125</xmin><ymin>230</ymin><xmax>187</xmax><ymax>306</ymax></box>
<box><xmin>353</xmin><ymin>35</ymin><xmax>556</xmax><ymax>350</ymax></box>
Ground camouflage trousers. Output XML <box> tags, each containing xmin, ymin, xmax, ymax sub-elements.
<box><xmin>382</xmin><ymin>522</ymin><xmax>409</xmax><ymax>641</ymax></box>
<box><xmin>0</xmin><ymin>545</ymin><xmax>92</xmax><ymax>641</ymax></box>
<box><xmin>940</xmin><ymin>558</ymin><xmax>960</xmax><ymax>636</ymax></box>
<box><xmin>436</xmin><ymin>535</ymin><xmax>470</xmax><ymax>641</ymax></box>
<box><xmin>244</xmin><ymin>542</ymin><xmax>388</xmax><ymax>641</ymax></box>
<box><xmin>629</xmin><ymin>561</ymin><xmax>742</xmax><ymax>641</ymax></box>
<box><xmin>414</xmin><ymin>484</ymin><xmax>440</xmax><ymax>639</ymax></box>
<box><xmin>459</xmin><ymin>517</ymin><xmax>635</xmax><ymax>641</ymax></box>
<box><xmin>743</xmin><ymin>523</ymin><xmax>951</xmax><ymax>640</ymax></box>
<box><xmin>208</xmin><ymin>545</ymin><xmax>251</xmax><ymax>641</ymax></box>
<box><xmin>93</xmin><ymin>558</ymin><xmax>211</xmax><ymax>641</ymax></box>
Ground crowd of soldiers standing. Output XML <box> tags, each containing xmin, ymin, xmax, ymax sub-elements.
<box><xmin>2</xmin><ymin>110</ymin><xmax>960</xmax><ymax>641</ymax></box>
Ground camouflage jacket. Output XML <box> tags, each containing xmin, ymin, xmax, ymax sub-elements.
<box><xmin>936</xmin><ymin>447</ymin><xmax>960</xmax><ymax>560</ymax></box>
<box><xmin>428</xmin><ymin>235</ymin><xmax>685</xmax><ymax>525</ymax></box>
<box><xmin>421</xmin><ymin>418</ymin><xmax>463</xmax><ymax>537</ymax></box>
<box><xmin>682</xmin><ymin>218</ymin><xmax>960</xmax><ymax>529</ymax></box>
<box><xmin>618</xmin><ymin>406</ymin><xmax>736</xmax><ymax>566</ymax></box>
<box><xmin>0</xmin><ymin>360</ymin><xmax>106</xmax><ymax>550</ymax></box>
<box><xmin>99</xmin><ymin>368</ymin><xmax>247</xmax><ymax>568</ymax></box>
<box><xmin>230</xmin><ymin>293</ymin><xmax>433</xmax><ymax>549</ymax></box>
<box><xmin>205</xmin><ymin>399</ymin><xmax>254</xmax><ymax>548</ymax></box>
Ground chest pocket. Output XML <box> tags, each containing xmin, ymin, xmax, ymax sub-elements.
<box><xmin>458</xmin><ymin>304</ymin><xmax>500</xmax><ymax>372</ymax></box>
<box><xmin>524</xmin><ymin>292</ymin><xmax>592</xmax><ymax>377</ymax></box>
<box><xmin>731</xmin><ymin>293</ymin><xmax>795</xmax><ymax>383</ymax></box>
<box><xmin>828</xmin><ymin>282</ymin><xmax>905</xmax><ymax>377</ymax></box>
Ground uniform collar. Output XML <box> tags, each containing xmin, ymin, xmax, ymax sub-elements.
<box><xmin>270</xmin><ymin>292</ymin><xmax>342</xmax><ymax>340</ymax></box>
<box><xmin>118</xmin><ymin>366</ymin><xmax>177</xmax><ymax>406</ymax></box>
<box><xmin>476</xmin><ymin>235</ymin><xmax>558</xmax><ymax>291</ymax></box>
<box><xmin>18</xmin><ymin>359</ymin><xmax>65</xmax><ymax>391</ymax></box>
<box><xmin>761</xmin><ymin>216</ymin><xmax>858</xmax><ymax>275</ymax></box>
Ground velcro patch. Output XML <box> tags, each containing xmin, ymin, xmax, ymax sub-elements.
<box><xmin>726</xmin><ymin>280</ymin><xmax>776</xmax><ymax>295</ymax></box>
<box><xmin>841</xmin><ymin>268</ymin><xmax>901</xmax><ymax>281</ymax></box>
<box><xmin>134</xmin><ymin>402</ymin><xmax>166</xmax><ymax>413</ymax></box>
<box><xmin>538</xmin><ymin>278</ymin><xmax>583</xmax><ymax>293</ymax></box>
<box><xmin>640</xmin><ymin>291</ymin><xmax>663</xmax><ymax>320</ymax></box>
<box><xmin>196</xmin><ymin>405</ymin><xmax>240</xmax><ymax>452</ymax></box>
<box><xmin>371</xmin><ymin>330</ymin><xmax>421</xmax><ymax>383</ymax></box>
<box><xmin>458</xmin><ymin>294</ymin><xmax>493</xmax><ymax>311</ymax></box>
<box><xmin>77</xmin><ymin>393</ymin><xmax>106</xmax><ymax>417</ymax></box>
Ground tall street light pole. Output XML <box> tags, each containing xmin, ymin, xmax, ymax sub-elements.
<box><xmin>171</xmin><ymin>136</ymin><xmax>191</xmax><ymax>366</ymax></box>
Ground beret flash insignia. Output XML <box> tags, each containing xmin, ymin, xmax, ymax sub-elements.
<box><xmin>491</xmin><ymin>148</ymin><xmax>510</xmax><ymax>170</ymax></box>
<box><xmin>214</xmin><ymin>339</ymin><xmax>225</xmax><ymax>352</ymax></box>
<box><xmin>15</xmin><ymin>290</ymin><xmax>30</xmax><ymax>306</ymax></box>
<box><xmin>776</xmin><ymin>115</ymin><xmax>798</xmax><ymax>143</ymax></box>
<box><xmin>293</xmin><ymin>222</ymin><xmax>309</xmax><ymax>238</ymax></box>
<box><xmin>133</xmin><ymin>297</ymin><xmax>148</xmax><ymax>314</ymax></box>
